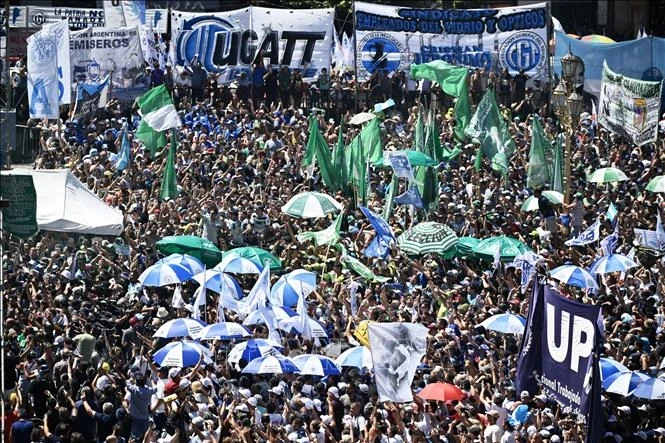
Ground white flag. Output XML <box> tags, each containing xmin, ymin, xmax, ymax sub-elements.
<box><xmin>565</xmin><ymin>220</ymin><xmax>601</xmax><ymax>246</ymax></box>
<box><xmin>242</xmin><ymin>266</ymin><xmax>271</xmax><ymax>313</ymax></box>
<box><xmin>171</xmin><ymin>285</ymin><xmax>187</xmax><ymax>309</ymax></box>
<box><xmin>368</xmin><ymin>322</ymin><xmax>428</xmax><ymax>403</ymax></box>
<box><xmin>45</xmin><ymin>20</ymin><xmax>71</xmax><ymax>105</ymax></box>
<box><xmin>27</xmin><ymin>26</ymin><xmax>60</xmax><ymax>119</ymax></box>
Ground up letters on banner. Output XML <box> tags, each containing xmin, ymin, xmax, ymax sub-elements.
<box><xmin>354</xmin><ymin>2</ymin><xmax>548</xmax><ymax>81</ymax></box>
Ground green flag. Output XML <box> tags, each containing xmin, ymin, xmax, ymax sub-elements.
<box><xmin>415</xmin><ymin>111</ymin><xmax>439</xmax><ymax>211</ymax></box>
<box><xmin>332</xmin><ymin>123</ymin><xmax>349</xmax><ymax>193</ymax></box>
<box><xmin>474</xmin><ymin>142</ymin><xmax>483</xmax><ymax>172</ymax></box>
<box><xmin>296</xmin><ymin>212</ymin><xmax>342</xmax><ymax>246</ymax></box>
<box><xmin>464</xmin><ymin>90</ymin><xmax>515</xmax><ymax>177</ymax></box>
<box><xmin>341</xmin><ymin>250</ymin><xmax>390</xmax><ymax>283</ymax></box>
<box><xmin>345</xmin><ymin>118</ymin><xmax>382</xmax><ymax>170</ymax></box>
<box><xmin>527</xmin><ymin>115</ymin><xmax>552</xmax><ymax>189</ymax></box>
<box><xmin>551</xmin><ymin>133</ymin><xmax>564</xmax><ymax>193</ymax></box>
<box><xmin>303</xmin><ymin>116</ymin><xmax>336</xmax><ymax>189</ymax></box>
<box><xmin>160</xmin><ymin>129</ymin><xmax>179</xmax><ymax>201</ymax></box>
<box><xmin>414</xmin><ymin>108</ymin><xmax>425</xmax><ymax>152</ymax></box>
<box><xmin>137</xmin><ymin>84</ymin><xmax>181</xmax><ymax>131</ymax></box>
<box><xmin>348</xmin><ymin>140</ymin><xmax>367</xmax><ymax>205</ymax></box>
<box><xmin>383</xmin><ymin>174</ymin><xmax>398</xmax><ymax>221</ymax></box>
<box><xmin>136</xmin><ymin>121</ymin><xmax>167</xmax><ymax>158</ymax></box>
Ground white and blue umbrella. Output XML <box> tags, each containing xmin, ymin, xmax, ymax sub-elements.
<box><xmin>589</xmin><ymin>254</ymin><xmax>638</xmax><ymax>275</ymax></box>
<box><xmin>197</xmin><ymin>322</ymin><xmax>252</xmax><ymax>340</ymax></box>
<box><xmin>153</xmin><ymin>318</ymin><xmax>207</xmax><ymax>338</ymax></box>
<box><xmin>602</xmin><ymin>371</ymin><xmax>651</xmax><ymax>395</ymax></box>
<box><xmin>138</xmin><ymin>263</ymin><xmax>193</xmax><ymax>287</ymax></box>
<box><xmin>335</xmin><ymin>346</ymin><xmax>373</xmax><ymax>370</ymax></box>
<box><xmin>242</xmin><ymin>355</ymin><xmax>300</xmax><ymax>374</ymax></box>
<box><xmin>632</xmin><ymin>378</ymin><xmax>665</xmax><ymax>400</ymax></box>
<box><xmin>152</xmin><ymin>341</ymin><xmax>212</xmax><ymax>367</ymax></box>
<box><xmin>228</xmin><ymin>339</ymin><xmax>283</xmax><ymax>364</ymax></box>
<box><xmin>214</xmin><ymin>255</ymin><xmax>263</xmax><ymax>274</ymax></box>
<box><xmin>600</xmin><ymin>358</ymin><xmax>630</xmax><ymax>382</ymax></box>
<box><xmin>243</xmin><ymin>306</ymin><xmax>298</xmax><ymax>326</ymax></box>
<box><xmin>270</xmin><ymin>269</ymin><xmax>317</xmax><ymax>307</ymax></box>
<box><xmin>479</xmin><ymin>313</ymin><xmax>526</xmax><ymax>334</ymax></box>
<box><xmin>278</xmin><ymin>316</ymin><xmax>329</xmax><ymax>339</ymax></box>
<box><xmin>292</xmin><ymin>354</ymin><xmax>341</xmax><ymax>376</ymax></box>
<box><xmin>549</xmin><ymin>265</ymin><xmax>599</xmax><ymax>290</ymax></box>
<box><xmin>157</xmin><ymin>254</ymin><xmax>205</xmax><ymax>274</ymax></box>
<box><xmin>190</xmin><ymin>270</ymin><xmax>243</xmax><ymax>299</ymax></box>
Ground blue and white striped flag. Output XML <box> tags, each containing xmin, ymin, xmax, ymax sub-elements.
<box><xmin>600</xmin><ymin>232</ymin><xmax>619</xmax><ymax>256</ymax></box>
<box><xmin>565</xmin><ymin>220</ymin><xmax>601</xmax><ymax>246</ymax></box>
<box><xmin>606</xmin><ymin>202</ymin><xmax>618</xmax><ymax>224</ymax></box>
<box><xmin>512</xmin><ymin>251</ymin><xmax>541</xmax><ymax>293</ymax></box>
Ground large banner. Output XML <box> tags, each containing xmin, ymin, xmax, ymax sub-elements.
<box><xmin>51</xmin><ymin>20</ymin><xmax>72</xmax><ymax>105</ymax></box>
<box><xmin>353</xmin><ymin>2</ymin><xmax>548</xmax><ymax>81</ymax></box>
<box><xmin>70</xmin><ymin>26</ymin><xmax>148</xmax><ymax>101</ymax></box>
<box><xmin>27</xmin><ymin>25</ymin><xmax>60</xmax><ymax>119</ymax></box>
<box><xmin>0</xmin><ymin>174</ymin><xmax>39</xmax><ymax>238</ymax></box>
<box><xmin>598</xmin><ymin>61</ymin><xmax>663</xmax><ymax>146</ymax></box>
<box><xmin>170</xmin><ymin>7</ymin><xmax>334</xmax><ymax>82</ymax></box>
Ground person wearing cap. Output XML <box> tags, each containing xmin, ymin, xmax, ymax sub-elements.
<box><xmin>484</xmin><ymin>409</ymin><xmax>502</xmax><ymax>442</ymax></box>
<box><xmin>327</xmin><ymin>386</ymin><xmax>344</xmax><ymax>440</ymax></box>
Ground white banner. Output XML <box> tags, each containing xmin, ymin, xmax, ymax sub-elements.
<box><xmin>103</xmin><ymin>3</ymin><xmax>126</xmax><ymax>28</ymax></box>
<box><xmin>48</xmin><ymin>20</ymin><xmax>72</xmax><ymax>105</ymax></box>
<box><xmin>171</xmin><ymin>7</ymin><xmax>333</xmax><ymax>82</ymax></box>
<box><xmin>598</xmin><ymin>61</ymin><xmax>663</xmax><ymax>146</ymax></box>
<box><xmin>27</xmin><ymin>26</ymin><xmax>60</xmax><ymax>119</ymax></box>
<box><xmin>70</xmin><ymin>26</ymin><xmax>148</xmax><ymax>101</ymax></box>
<box><xmin>354</xmin><ymin>2</ymin><xmax>549</xmax><ymax>81</ymax></box>
<box><xmin>368</xmin><ymin>322</ymin><xmax>428</xmax><ymax>403</ymax></box>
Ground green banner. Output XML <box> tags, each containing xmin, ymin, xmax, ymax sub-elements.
<box><xmin>1</xmin><ymin>174</ymin><xmax>39</xmax><ymax>238</ymax></box>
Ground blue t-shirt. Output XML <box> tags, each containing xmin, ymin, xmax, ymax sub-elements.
<box><xmin>11</xmin><ymin>419</ymin><xmax>33</xmax><ymax>443</ymax></box>
<box><xmin>252</xmin><ymin>66</ymin><xmax>267</xmax><ymax>86</ymax></box>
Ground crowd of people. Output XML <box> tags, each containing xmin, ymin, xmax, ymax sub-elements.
<box><xmin>2</xmin><ymin>56</ymin><xmax>665</xmax><ymax>443</ymax></box>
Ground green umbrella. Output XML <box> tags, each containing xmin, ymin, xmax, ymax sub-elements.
<box><xmin>472</xmin><ymin>235</ymin><xmax>530</xmax><ymax>262</ymax></box>
<box><xmin>397</xmin><ymin>222</ymin><xmax>458</xmax><ymax>255</ymax></box>
<box><xmin>222</xmin><ymin>247</ymin><xmax>282</xmax><ymax>270</ymax></box>
<box><xmin>588</xmin><ymin>167</ymin><xmax>628</xmax><ymax>183</ymax></box>
<box><xmin>520</xmin><ymin>191</ymin><xmax>564</xmax><ymax>212</ymax></box>
<box><xmin>156</xmin><ymin>235</ymin><xmax>223</xmax><ymax>267</ymax></box>
<box><xmin>454</xmin><ymin>237</ymin><xmax>481</xmax><ymax>258</ymax></box>
<box><xmin>374</xmin><ymin>150</ymin><xmax>438</xmax><ymax>167</ymax></box>
<box><xmin>645</xmin><ymin>175</ymin><xmax>665</xmax><ymax>193</ymax></box>
<box><xmin>281</xmin><ymin>192</ymin><xmax>343</xmax><ymax>218</ymax></box>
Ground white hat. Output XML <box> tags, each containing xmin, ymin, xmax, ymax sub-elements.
<box><xmin>179</xmin><ymin>378</ymin><xmax>191</xmax><ymax>389</ymax></box>
<box><xmin>535</xmin><ymin>394</ymin><xmax>547</xmax><ymax>402</ymax></box>
<box><xmin>247</xmin><ymin>397</ymin><xmax>257</xmax><ymax>407</ymax></box>
<box><xmin>358</xmin><ymin>383</ymin><xmax>369</xmax><ymax>393</ymax></box>
<box><xmin>270</xmin><ymin>386</ymin><xmax>284</xmax><ymax>396</ymax></box>
<box><xmin>328</xmin><ymin>387</ymin><xmax>339</xmax><ymax>398</ymax></box>
<box><xmin>157</xmin><ymin>307</ymin><xmax>169</xmax><ymax>319</ymax></box>
<box><xmin>617</xmin><ymin>406</ymin><xmax>631</xmax><ymax>413</ymax></box>
<box><xmin>520</xmin><ymin>390</ymin><xmax>530</xmax><ymax>399</ymax></box>
<box><xmin>239</xmin><ymin>388</ymin><xmax>252</xmax><ymax>398</ymax></box>
<box><xmin>169</xmin><ymin>367</ymin><xmax>181</xmax><ymax>378</ymax></box>
<box><xmin>313</xmin><ymin>399</ymin><xmax>322</xmax><ymax>411</ymax></box>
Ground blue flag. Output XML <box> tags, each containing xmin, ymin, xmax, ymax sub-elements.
<box><xmin>360</xmin><ymin>205</ymin><xmax>395</xmax><ymax>259</ymax></box>
<box><xmin>394</xmin><ymin>186</ymin><xmax>424</xmax><ymax>209</ymax></box>
<box><xmin>600</xmin><ymin>231</ymin><xmax>619</xmax><ymax>256</ymax></box>
<box><xmin>115</xmin><ymin>124</ymin><xmax>131</xmax><ymax>171</ymax></box>
<box><xmin>565</xmin><ymin>220</ymin><xmax>600</xmax><ymax>246</ymax></box>
<box><xmin>606</xmin><ymin>202</ymin><xmax>618</xmax><ymax>225</ymax></box>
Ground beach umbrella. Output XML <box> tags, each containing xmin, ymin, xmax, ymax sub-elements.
<box><xmin>473</xmin><ymin>235</ymin><xmax>530</xmax><ymax>262</ymax></box>
<box><xmin>397</xmin><ymin>222</ymin><xmax>458</xmax><ymax>255</ymax></box>
<box><xmin>335</xmin><ymin>346</ymin><xmax>373</xmax><ymax>370</ymax></box>
<box><xmin>479</xmin><ymin>313</ymin><xmax>526</xmax><ymax>334</ymax></box>
<box><xmin>632</xmin><ymin>378</ymin><xmax>665</xmax><ymax>400</ymax></box>
<box><xmin>417</xmin><ymin>382</ymin><xmax>464</xmax><ymax>402</ymax></box>
<box><xmin>197</xmin><ymin>322</ymin><xmax>252</xmax><ymax>340</ymax></box>
<box><xmin>602</xmin><ymin>371</ymin><xmax>651</xmax><ymax>395</ymax></box>
<box><xmin>281</xmin><ymin>192</ymin><xmax>343</xmax><ymax>218</ymax></box>
<box><xmin>156</xmin><ymin>235</ymin><xmax>223</xmax><ymax>267</ymax></box>
<box><xmin>138</xmin><ymin>263</ymin><xmax>193</xmax><ymax>287</ymax></box>
<box><xmin>520</xmin><ymin>191</ymin><xmax>565</xmax><ymax>212</ymax></box>
<box><xmin>375</xmin><ymin>150</ymin><xmax>437</xmax><ymax>167</ymax></box>
<box><xmin>292</xmin><ymin>354</ymin><xmax>341</xmax><ymax>376</ymax></box>
<box><xmin>600</xmin><ymin>358</ymin><xmax>630</xmax><ymax>382</ymax></box>
<box><xmin>581</xmin><ymin>34</ymin><xmax>615</xmax><ymax>43</ymax></box>
<box><xmin>228</xmin><ymin>339</ymin><xmax>283</xmax><ymax>364</ymax></box>
<box><xmin>152</xmin><ymin>341</ymin><xmax>212</xmax><ymax>367</ymax></box>
<box><xmin>278</xmin><ymin>316</ymin><xmax>329</xmax><ymax>338</ymax></box>
<box><xmin>645</xmin><ymin>175</ymin><xmax>665</xmax><ymax>193</ymax></box>
<box><xmin>270</xmin><ymin>269</ymin><xmax>317</xmax><ymax>307</ymax></box>
<box><xmin>549</xmin><ymin>265</ymin><xmax>599</xmax><ymax>290</ymax></box>
<box><xmin>242</xmin><ymin>355</ymin><xmax>300</xmax><ymax>374</ymax></box>
<box><xmin>243</xmin><ymin>306</ymin><xmax>298</xmax><ymax>326</ymax></box>
<box><xmin>349</xmin><ymin>112</ymin><xmax>376</xmax><ymax>125</ymax></box>
<box><xmin>588</xmin><ymin>167</ymin><xmax>628</xmax><ymax>183</ymax></box>
<box><xmin>452</xmin><ymin>237</ymin><xmax>480</xmax><ymax>258</ymax></box>
<box><xmin>222</xmin><ymin>247</ymin><xmax>282</xmax><ymax>270</ymax></box>
<box><xmin>153</xmin><ymin>318</ymin><xmax>207</xmax><ymax>338</ymax></box>
<box><xmin>190</xmin><ymin>270</ymin><xmax>243</xmax><ymax>298</ymax></box>
<box><xmin>588</xmin><ymin>254</ymin><xmax>638</xmax><ymax>275</ymax></box>
<box><xmin>213</xmin><ymin>255</ymin><xmax>263</xmax><ymax>274</ymax></box>
<box><xmin>157</xmin><ymin>254</ymin><xmax>205</xmax><ymax>274</ymax></box>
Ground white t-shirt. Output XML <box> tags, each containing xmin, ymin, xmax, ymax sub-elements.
<box><xmin>484</xmin><ymin>424</ymin><xmax>502</xmax><ymax>443</ymax></box>
<box><xmin>501</xmin><ymin>431</ymin><xmax>516</xmax><ymax>443</ymax></box>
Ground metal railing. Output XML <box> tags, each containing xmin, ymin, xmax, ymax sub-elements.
<box><xmin>11</xmin><ymin>125</ymin><xmax>42</xmax><ymax>165</ymax></box>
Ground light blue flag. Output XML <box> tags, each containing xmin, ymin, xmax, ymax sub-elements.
<box><xmin>360</xmin><ymin>205</ymin><xmax>395</xmax><ymax>259</ymax></box>
<box><xmin>606</xmin><ymin>202</ymin><xmax>618</xmax><ymax>224</ymax></box>
<box><xmin>115</xmin><ymin>124</ymin><xmax>131</xmax><ymax>171</ymax></box>
<box><xmin>394</xmin><ymin>186</ymin><xmax>424</xmax><ymax>209</ymax></box>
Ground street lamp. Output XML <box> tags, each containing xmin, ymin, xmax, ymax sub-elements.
<box><xmin>553</xmin><ymin>47</ymin><xmax>585</xmax><ymax>204</ymax></box>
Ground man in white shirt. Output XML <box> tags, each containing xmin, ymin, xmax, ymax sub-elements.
<box><xmin>484</xmin><ymin>410</ymin><xmax>502</xmax><ymax>443</ymax></box>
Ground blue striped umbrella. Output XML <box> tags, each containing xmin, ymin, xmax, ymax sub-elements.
<box><xmin>197</xmin><ymin>322</ymin><xmax>252</xmax><ymax>340</ymax></box>
<box><xmin>602</xmin><ymin>371</ymin><xmax>651</xmax><ymax>395</ymax></box>
<box><xmin>213</xmin><ymin>255</ymin><xmax>263</xmax><ymax>274</ymax></box>
<box><xmin>292</xmin><ymin>354</ymin><xmax>341</xmax><ymax>376</ymax></box>
<box><xmin>479</xmin><ymin>313</ymin><xmax>526</xmax><ymax>334</ymax></box>
<box><xmin>599</xmin><ymin>358</ymin><xmax>630</xmax><ymax>382</ymax></box>
<box><xmin>550</xmin><ymin>265</ymin><xmax>599</xmax><ymax>290</ymax></box>
<box><xmin>152</xmin><ymin>341</ymin><xmax>212</xmax><ymax>367</ymax></box>
<box><xmin>632</xmin><ymin>378</ymin><xmax>665</xmax><ymax>400</ymax></box>
<box><xmin>153</xmin><ymin>318</ymin><xmax>207</xmax><ymax>338</ymax></box>
<box><xmin>243</xmin><ymin>306</ymin><xmax>297</xmax><ymax>326</ymax></box>
<box><xmin>270</xmin><ymin>269</ymin><xmax>317</xmax><ymax>307</ymax></box>
<box><xmin>242</xmin><ymin>355</ymin><xmax>300</xmax><ymax>374</ymax></box>
<box><xmin>589</xmin><ymin>254</ymin><xmax>638</xmax><ymax>275</ymax></box>
<box><xmin>228</xmin><ymin>339</ymin><xmax>283</xmax><ymax>364</ymax></box>
<box><xmin>138</xmin><ymin>263</ymin><xmax>193</xmax><ymax>287</ymax></box>
<box><xmin>278</xmin><ymin>316</ymin><xmax>329</xmax><ymax>338</ymax></box>
<box><xmin>335</xmin><ymin>346</ymin><xmax>373</xmax><ymax>370</ymax></box>
<box><xmin>190</xmin><ymin>270</ymin><xmax>243</xmax><ymax>298</ymax></box>
<box><xmin>157</xmin><ymin>254</ymin><xmax>205</xmax><ymax>274</ymax></box>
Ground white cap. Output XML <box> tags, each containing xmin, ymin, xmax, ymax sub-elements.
<box><xmin>179</xmin><ymin>378</ymin><xmax>191</xmax><ymax>389</ymax></box>
<box><xmin>328</xmin><ymin>387</ymin><xmax>339</xmax><ymax>398</ymax></box>
<box><xmin>169</xmin><ymin>367</ymin><xmax>181</xmax><ymax>378</ymax></box>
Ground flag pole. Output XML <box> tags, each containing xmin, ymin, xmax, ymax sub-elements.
<box><xmin>351</xmin><ymin>0</ymin><xmax>359</xmax><ymax>113</ymax></box>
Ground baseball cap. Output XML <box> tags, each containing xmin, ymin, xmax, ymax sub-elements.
<box><xmin>179</xmin><ymin>379</ymin><xmax>191</xmax><ymax>389</ymax></box>
<box><xmin>169</xmin><ymin>367</ymin><xmax>181</xmax><ymax>378</ymax></box>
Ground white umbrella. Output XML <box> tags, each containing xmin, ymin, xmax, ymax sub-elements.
<box><xmin>152</xmin><ymin>341</ymin><xmax>212</xmax><ymax>367</ymax></box>
<box><xmin>241</xmin><ymin>355</ymin><xmax>300</xmax><ymax>374</ymax></box>
<box><xmin>278</xmin><ymin>316</ymin><xmax>329</xmax><ymax>338</ymax></box>
<box><xmin>190</xmin><ymin>270</ymin><xmax>243</xmax><ymax>298</ymax></box>
<box><xmin>292</xmin><ymin>354</ymin><xmax>341</xmax><ymax>376</ymax></box>
<box><xmin>153</xmin><ymin>318</ymin><xmax>207</xmax><ymax>338</ymax></box>
<box><xmin>196</xmin><ymin>322</ymin><xmax>252</xmax><ymax>340</ymax></box>
<box><xmin>228</xmin><ymin>339</ymin><xmax>283</xmax><ymax>364</ymax></box>
<box><xmin>281</xmin><ymin>192</ymin><xmax>343</xmax><ymax>218</ymax></box>
<box><xmin>213</xmin><ymin>255</ymin><xmax>263</xmax><ymax>274</ymax></box>
<box><xmin>157</xmin><ymin>254</ymin><xmax>205</xmax><ymax>274</ymax></box>
<box><xmin>138</xmin><ymin>263</ymin><xmax>193</xmax><ymax>287</ymax></box>
<box><xmin>479</xmin><ymin>313</ymin><xmax>526</xmax><ymax>334</ymax></box>
<box><xmin>335</xmin><ymin>345</ymin><xmax>373</xmax><ymax>370</ymax></box>
<box><xmin>349</xmin><ymin>112</ymin><xmax>376</xmax><ymax>125</ymax></box>
<box><xmin>243</xmin><ymin>306</ymin><xmax>298</xmax><ymax>326</ymax></box>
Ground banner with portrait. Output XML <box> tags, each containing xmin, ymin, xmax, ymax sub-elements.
<box><xmin>353</xmin><ymin>1</ymin><xmax>548</xmax><ymax>81</ymax></box>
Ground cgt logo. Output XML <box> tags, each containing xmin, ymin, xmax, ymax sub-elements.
<box><xmin>499</xmin><ymin>31</ymin><xmax>546</xmax><ymax>75</ymax></box>
<box><xmin>545</xmin><ymin>303</ymin><xmax>595</xmax><ymax>373</ymax></box>
<box><xmin>175</xmin><ymin>16</ymin><xmax>325</xmax><ymax>73</ymax></box>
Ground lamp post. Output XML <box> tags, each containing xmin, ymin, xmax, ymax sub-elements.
<box><xmin>552</xmin><ymin>47</ymin><xmax>585</xmax><ymax>204</ymax></box>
